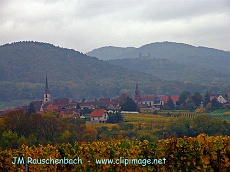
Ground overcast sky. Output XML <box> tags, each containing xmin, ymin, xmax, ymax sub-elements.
<box><xmin>0</xmin><ymin>0</ymin><xmax>229</xmax><ymax>53</ymax></box>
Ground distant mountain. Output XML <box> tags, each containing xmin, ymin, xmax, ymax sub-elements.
<box><xmin>87</xmin><ymin>42</ymin><xmax>230</xmax><ymax>85</ymax></box>
<box><xmin>0</xmin><ymin>41</ymin><xmax>229</xmax><ymax>107</ymax></box>
<box><xmin>86</xmin><ymin>46</ymin><xmax>135</xmax><ymax>60</ymax></box>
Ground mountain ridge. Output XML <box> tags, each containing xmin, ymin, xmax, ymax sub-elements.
<box><xmin>86</xmin><ymin>41</ymin><xmax>229</xmax><ymax>60</ymax></box>
<box><xmin>86</xmin><ymin>41</ymin><xmax>230</xmax><ymax>85</ymax></box>
<box><xmin>0</xmin><ymin>41</ymin><xmax>229</xmax><ymax>107</ymax></box>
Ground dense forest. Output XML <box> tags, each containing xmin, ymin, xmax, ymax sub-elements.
<box><xmin>0</xmin><ymin>41</ymin><xmax>229</xmax><ymax>109</ymax></box>
<box><xmin>87</xmin><ymin>42</ymin><xmax>230</xmax><ymax>85</ymax></box>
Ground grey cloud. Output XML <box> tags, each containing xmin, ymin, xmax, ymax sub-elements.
<box><xmin>139</xmin><ymin>0</ymin><xmax>230</xmax><ymax>22</ymax></box>
<box><xmin>0</xmin><ymin>0</ymin><xmax>229</xmax><ymax>52</ymax></box>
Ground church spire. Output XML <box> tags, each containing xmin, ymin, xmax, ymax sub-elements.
<box><xmin>44</xmin><ymin>73</ymin><xmax>51</xmax><ymax>103</ymax></box>
<box><xmin>45</xmin><ymin>74</ymin><xmax>50</xmax><ymax>94</ymax></box>
<box><xmin>136</xmin><ymin>83</ymin><xmax>139</xmax><ymax>91</ymax></box>
<box><xmin>135</xmin><ymin>82</ymin><xmax>140</xmax><ymax>102</ymax></box>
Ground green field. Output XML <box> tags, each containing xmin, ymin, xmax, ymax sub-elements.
<box><xmin>211</xmin><ymin>109</ymin><xmax>230</xmax><ymax>114</ymax></box>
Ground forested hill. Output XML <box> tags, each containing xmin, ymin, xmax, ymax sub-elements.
<box><xmin>86</xmin><ymin>46</ymin><xmax>135</xmax><ymax>61</ymax></box>
<box><xmin>0</xmin><ymin>41</ymin><xmax>229</xmax><ymax>106</ymax></box>
<box><xmin>0</xmin><ymin>41</ymin><xmax>161</xmax><ymax>102</ymax></box>
<box><xmin>0</xmin><ymin>41</ymin><xmax>154</xmax><ymax>83</ymax></box>
<box><xmin>87</xmin><ymin>42</ymin><xmax>230</xmax><ymax>85</ymax></box>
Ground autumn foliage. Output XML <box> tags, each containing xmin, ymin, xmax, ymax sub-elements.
<box><xmin>0</xmin><ymin>134</ymin><xmax>230</xmax><ymax>171</ymax></box>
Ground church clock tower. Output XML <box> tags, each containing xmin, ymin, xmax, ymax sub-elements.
<box><xmin>44</xmin><ymin>74</ymin><xmax>51</xmax><ymax>104</ymax></box>
<box><xmin>134</xmin><ymin>83</ymin><xmax>140</xmax><ymax>103</ymax></box>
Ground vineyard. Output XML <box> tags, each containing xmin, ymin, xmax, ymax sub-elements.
<box><xmin>0</xmin><ymin>134</ymin><xmax>230</xmax><ymax>171</ymax></box>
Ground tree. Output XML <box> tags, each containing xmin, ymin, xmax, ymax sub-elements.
<box><xmin>184</xmin><ymin>95</ymin><xmax>196</xmax><ymax>110</ymax></box>
<box><xmin>192</xmin><ymin>92</ymin><xmax>202</xmax><ymax>107</ymax></box>
<box><xmin>178</xmin><ymin>91</ymin><xmax>190</xmax><ymax>106</ymax></box>
<box><xmin>193</xmin><ymin>115</ymin><xmax>228</xmax><ymax>135</ymax></box>
<box><xmin>76</xmin><ymin>103</ymin><xmax>81</xmax><ymax>109</ymax></box>
<box><xmin>167</xmin><ymin>117</ymin><xmax>192</xmax><ymax>137</ymax></box>
<box><xmin>1</xmin><ymin>130</ymin><xmax>18</xmax><ymax>149</ymax></box>
<box><xmin>27</xmin><ymin>102</ymin><xmax>36</xmax><ymax>114</ymax></box>
<box><xmin>211</xmin><ymin>98</ymin><xmax>221</xmax><ymax>111</ymax></box>
<box><xmin>166</xmin><ymin>96</ymin><xmax>175</xmax><ymax>110</ymax></box>
<box><xmin>121</xmin><ymin>97</ymin><xmax>138</xmax><ymax>111</ymax></box>
<box><xmin>203</xmin><ymin>90</ymin><xmax>211</xmax><ymax>107</ymax></box>
<box><xmin>107</xmin><ymin>111</ymin><xmax>123</xmax><ymax>123</ymax></box>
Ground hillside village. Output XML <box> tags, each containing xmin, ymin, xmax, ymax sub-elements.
<box><xmin>1</xmin><ymin>75</ymin><xmax>230</xmax><ymax>123</ymax></box>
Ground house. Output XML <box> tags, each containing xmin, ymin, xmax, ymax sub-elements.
<box><xmin>226</xmin><ymin>92</ymin><xmax>230</xmax><ymax>101</ymax></box>
<box><xmin>53</xmin><ymin>98</ymin><xmax>70</xmax><ymax>107</ymax></box>
<box><xmin>107</xmin><ymin>103</ymin><xmax>117</xmax><ymax>110</ymax></box>
<box><xmin>159</xmin><ymin>95</ymin><xmax>179</xmax><ymax>105</ymax></box>
<box><xmin>137</xmin><ymin>95</ymin><xmax>165</xmax><ymax>110</ymax></box>
<box><xmin>31</xmin><ymin>101</ymin><xmax>43</xmax><ymax>112</ymax></box>
<box><xmin>134</xmin><ymin>84</ymin><xmax>179</xmax><ymax>110</ymax></box>
<box><xmin>90</xmin><ymin>109</ymin><xmax>108</xmax><ymax>123</ymax></box>
<box><xmin>138</xmin><ymin>95</ymin><xmax>155</xmax><ymax>107</ymax></box>
<box><xmin>210</xmin><ymin>95</ymin><xmax>227</xmax><ymax>104</ymax></box>
<box><xmin>43</xmin><ymin>105</ymin><xmax>59</xmax><ymax>111</ymax></box>
<box><xmin>80</xmin><ymin>101</ymin><xmax>96</xmax><ymax>109</ymax></box>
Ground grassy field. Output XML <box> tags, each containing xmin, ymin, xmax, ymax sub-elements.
<box><xmin>211</xmin><ymin>109</ymin><xmax>230</xmax><ymax>114</ymax></box>
<box><xmin>210</xmin><ymin>109</ymin><xmax>230</xmax><ymax>121</ymax></box>
<box><xmin>86</xmin><ymin>122</ymin><xmax>118</xmax><ymax>129</ymax></box>
<box><xmin>212</xmin><ymin>115</ymin><xmax>230</xmax><ymax>121</ymax></box>
<box><xmin>123</xmin><ymin>113</ymin><xmax>167</xmax><ymax>122</ymax></box>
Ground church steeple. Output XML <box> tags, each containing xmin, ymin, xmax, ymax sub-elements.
<box><xmin>44</xmin><ymin>75</ymin><xmax>50</xmax><ymax>94</ymax></box>
<box><xmin>44</xmin><ymin>73</ymin><xmax>51</xmax><ymax>103</ymax></box>
<box><xmin>135</xmin><ymin>83</ymin><xmax>140</xmax><ymax>102</ymax></box>
<box><xmin>136</xmin><ymin>83</ymin><xmax>139</xmax><ymax>91</ymax></box>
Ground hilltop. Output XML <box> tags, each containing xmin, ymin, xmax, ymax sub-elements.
<box><xmin>0</xmin><ymin>41</ymin><xmax>229</xmax><ymax>108</ymax></box>
<box><xmin>87</xmin><ymin>42</ymin><xmax>230</xmax><ymax>84</ymax></box>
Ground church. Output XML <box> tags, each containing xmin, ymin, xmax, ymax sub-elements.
<box><xmin>134</xmin><ymin>83</ymin><xmax>179</xmax><ymax>112</ymax></box>
<box><xmin>27</xmin><ymin>74</ymin><xmax>79</xmax><ymax>116</ymax></box>
<box><xmin>43</xmin><ymin>74</ymin><xmax>51</xmax><ymax>105</ymax></box>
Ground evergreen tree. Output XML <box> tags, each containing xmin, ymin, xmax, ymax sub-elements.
<box><xmin>192</xmin><ymin>92</ymin><xmax>202</xmax><ymax>107</ymax></box>
<box><xmin>27</xmin><ymin>102</ymin><xmax>36</xmax><ymax>114</ymax></box>
<box><xmin>121</xmin><ymin>97</ymin><xmax>138</xmax><ymax>111</ymax></box>
<box><xmin>107</xmin><ymin>111</ymin><xmax>123</xmax><ymax>123</ymax></box>
<box><xmin>178</xmin><ymin>91</ymin><xmax>190</xmax><ymax>106</ymax></box>
<box><xmin>203</xmin><ymin>90</ymin><xmax>211</xmax><ymax>107</ymax></box>
<box><xmin>211</xmin><ymin>98</ymin><xmax>221</xmax><ymax>111</ymax></box>
<box><xmin>167</xmin><ymin>97</ymin><xmax>175</xmax><ymax>110</ymax></box>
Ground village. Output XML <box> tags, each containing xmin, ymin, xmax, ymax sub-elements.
<box><xmin>1</xmin><ymin>75</ymin><xmax>230</xmax><ymax>123</ymax></box>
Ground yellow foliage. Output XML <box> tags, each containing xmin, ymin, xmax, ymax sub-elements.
<box><xmin>0</xmin><ymin>135</ymin><xmax>230</xmax><ymax>171</ymax></box>
<box><xmin>224</xmin><ymin>111</ymin><xmax>230</xmax><ymax>115</ymax></box>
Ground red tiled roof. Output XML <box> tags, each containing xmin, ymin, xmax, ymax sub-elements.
<box><xmin>53</xmin><ymin>98</ymin><xmax>69</xmax><ymax>106</ymax></box>
<box><xmin>139</xmin><ymin>95</ymin><xmax>155</xmax><ymax>99</ymax></box>
<box><xmin>159</xmin><ymin>95</ymin><xmax>179</xmax><ymax>102</ymax></box>
<box><xmin>210</xmin><ymin>96</ymin><xmax>217</xmax><ymax>101</ymax></box>
<box><xmin>227</xmin><ymin>92</ymin><xmax>230</xmax><ymax>98</ymax></box>
<box><xmin>45</xmin><ymin>105</ymin><xmax>59</xmax><ymax>111</ymax></box>
<box><xmin>170</xmin><ymin>96</ymin><xmax>179</xmax><ymax>102</ymax></box>
<box><xmin>159</xmin><ymin>96</ymin><xmax>168</xmax><ymax>102</ymax></box>
<box><xmin>90</xmin><ymin>109</ymin><xmax>106</xmax><ymax>117</ymax></box>
<box><xmin>139</xmin><ymin>95</ymin><xmax>179</xmax><ymax>103</ymax></box>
